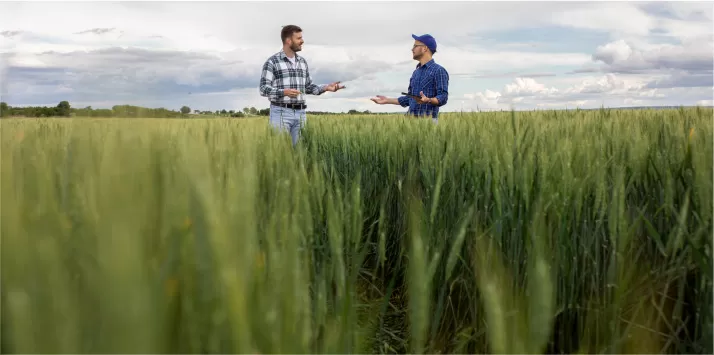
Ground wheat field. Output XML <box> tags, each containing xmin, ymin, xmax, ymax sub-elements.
<box><xmin>1</xmin><ymin>107</ymin><xmax>712</xmax><ymax>354</ymax></box>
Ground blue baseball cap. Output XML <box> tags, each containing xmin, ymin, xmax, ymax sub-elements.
<box><xmin>412</xmin><ymin>34</ymin><xmax>437</xmax><ymax>53</ymax></box>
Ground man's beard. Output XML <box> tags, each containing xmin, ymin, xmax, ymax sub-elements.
<box><xmin>292</xmin><ymin>43</ymin><xmax>302</xmax><ymax>52</ymax></box>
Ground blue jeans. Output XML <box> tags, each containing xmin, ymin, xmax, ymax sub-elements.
<box><xmin>269</xmin><ymin>104</ymin><xmax>307</xmax><ymax>146</ymax></box>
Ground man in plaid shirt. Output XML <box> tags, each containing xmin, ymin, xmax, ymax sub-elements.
<box><xmin>371</xmin><ymin>34</ymin><xmax>449</xmax><ymax>123</ymax></box>
<box><xmin>259</xmin><ymin>25</ymin><xmax>345</xmax><ymax>146</ymax></box>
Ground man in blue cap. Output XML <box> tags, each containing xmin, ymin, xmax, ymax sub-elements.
<box><xmin>371</xmin><ymin>34</ymin><xmax>449</xmax><ymax>123</ymax></box>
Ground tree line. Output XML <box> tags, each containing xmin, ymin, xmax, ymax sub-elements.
<box><xmin>0</xmin><ymin>101</ymin><xmax>228</xmax><ymax>118</ymax></box>
<box><xmin>1</xmin><ymin>101</ymin><xmax>73</xmax><ymax>118</ymax></box>
<box><xmin>1</xmin><ymin>101</ymin><xmax>388</xmax><ymax>119</ymax></box>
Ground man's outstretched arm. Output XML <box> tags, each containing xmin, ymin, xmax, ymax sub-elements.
<box><xmin>372</xmin><ymin>95</ymin><xmax>410</xmax><ymax>106</ymax></box>
<box><xmin>303</xmin><ymin>62</ymin><xmax>327</xmax><ymax>95</ymax></box>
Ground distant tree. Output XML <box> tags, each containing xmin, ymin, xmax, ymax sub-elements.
<box><xmin>243</xmin><ymin>107</ymin><xmax>249</xmax><ymax>114</ymax></box>
<box><xmin>180</xmin><ymin>106</ymin><xmax>191</xmax><ymax>114</ymax></box>
<box><xmin>249</xmin><ymin>107</ymin><xmax>257</xmax><ymax>115</ymax></box>
<box><xmin>57</xmin><ymin>101</ymin><xmax>71</xmax><ymax>116</ymax></box>
<box><xmin>2</xmin><ymin>102</ymin><xmax>191</xmax><ymax>119</ymax></box>
<box><xmin>0</xmin><ymin>102</ymin><xmax>8</xmax><ymax>117</ymax></box>
<box><xmin>194</xmin><ymin>109</ymin><xmax>200</xmax><ymax>114</ymax></box>
<box><xmin>220</xmin><ymin>109</ymin><xmax>227</xmax><ymax>115</ymax></box>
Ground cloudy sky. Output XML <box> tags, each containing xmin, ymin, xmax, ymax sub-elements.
<box><xmin>1</xmin><ymin>0</ymin><xmax>712</xmax><ymax>113</ymax></box>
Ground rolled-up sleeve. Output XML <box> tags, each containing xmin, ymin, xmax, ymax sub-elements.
<box><xmin>434</xmin><ymin>67</ymin><xmax>449</xmax><ymax>106</ymax></box>
<box><xmin>397</xmin><ymin>79</ymin><xmax>412</xmax><ymax>107</ymax></box>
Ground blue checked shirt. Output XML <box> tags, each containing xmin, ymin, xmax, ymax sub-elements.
<box><xmin>259</xmin><ymin>50</ymin><xmax>327</xmax><ymax>105</ymax></box>
<box><xmin>397</xmin><ymin>59</ymin><xmax>449</xmax><ymax>119</ymax></box>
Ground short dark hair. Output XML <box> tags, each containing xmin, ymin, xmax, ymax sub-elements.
<box><xmin>281</xmin><ymin>25</ymin><xmax>302</xmax><ymax>43</ymax></box>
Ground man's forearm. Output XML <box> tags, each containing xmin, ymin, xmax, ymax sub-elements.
<box><xmin>259</xmin><ymin>74</ymin><xmax>282</xmax><ymax>98</ymax></box>
<box><xmin>260</xmin><ymin>84</ymin><xmax>282</xmax><ymax>97</ymax></box>
<box><xmin>306</xmin><ymin>83</ymin><xmax>326</xmax><ymax>95</ymax></box>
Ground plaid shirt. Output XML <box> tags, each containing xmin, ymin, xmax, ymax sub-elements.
<box><xmin>259</xmin><ymin>50</ymin><xmax>327</xmax><ymax>105</ymax></box>
<box><xmin>397</xmin><ymin>59</ymin><xmax>449</xmax><ymax>119</ymax></box>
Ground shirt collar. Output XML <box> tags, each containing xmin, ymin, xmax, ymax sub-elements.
<box><xmin>417</xmin><ymin>59</ymin><xmax>434</xmax><ymax>69</ymax></box>
<box><xmin>280</xmin><ymin>49</ymin><xmax>299</xmax><ymax>61</ymax></box>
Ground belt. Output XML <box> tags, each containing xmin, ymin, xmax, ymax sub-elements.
<box><xmin>271</xmin><ymin>102</ymin><xmax>307</xmax><ymax>110</ymax></box>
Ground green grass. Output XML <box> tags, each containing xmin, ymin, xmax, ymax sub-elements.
<box><xmin>1</xmin><ymin>107</ymin><xmax>712</xmax><ymax>354</ymax></box>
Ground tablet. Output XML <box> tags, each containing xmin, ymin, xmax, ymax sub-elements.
<box><xmin>401</xmin><ymin>92</ymin><xmax>421</xmax><ymax>99</ymax></box>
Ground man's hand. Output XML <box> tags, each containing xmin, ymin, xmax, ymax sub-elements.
<box><xmin>283</xmin><ymin>89</ymin><xmax>301</xmax><ymax>98</ymax></box>
<box><xmin>325</xmin><ymin>81</ymin><xmax>345</xmax><ymax>92</ymax></box>
<box><xmin>371</xmin><ymin>95</ymin><xmax>389</xmax><ymax>105</ymax></box>
<box><xmin>416</xmin><ymin>91</ymin><xmax>432</xmax><ymax>105</ymax></box>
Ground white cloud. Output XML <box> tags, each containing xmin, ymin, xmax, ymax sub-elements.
<box><xmin>591</xmin><ymin>36</ymin><xmax>713</xmax><ymax>73</ymax></box>
<box><xmin>551</xmin><ymin>2</ymin><xmax>658</xmax><ymax>38</ymax></box>
<box><xmin>503</xmin><ymin>77</ymin><xmax>559</xmax><ymax>97</ymax></box>
<box><xmin>462</xmin><ymin>73</ymin><xmax>711</xmax><ymax>111</ymax></box>
<box><xmin>565</xmin><ymin>73</ymin><xmax>647</xmax><ymax>95</ymax></box>
<box><xmin>462</xmin><ymin>90</ymin><xmax>503</xmax><ymax>111</ymax></box>
<box><xmin>439</xmin><ymin>46</ymin><xmax>591</xmax><ymax>74</ymax></box>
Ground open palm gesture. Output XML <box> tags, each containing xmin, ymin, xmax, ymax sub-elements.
<box><xmin>326</xmin><ymin>81</ymin><xmax>345</xmax><ymax>92</ymax></box>
<box><xmin>371</xmin><ymin>95</ymin><xmax>389</xmax><ymax>104</ymax></box>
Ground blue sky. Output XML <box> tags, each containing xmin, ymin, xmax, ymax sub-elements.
<box><xmin>1</xmin><ymin>0</ymin><xmax>712</xmax><ymax>113</ymax></box>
